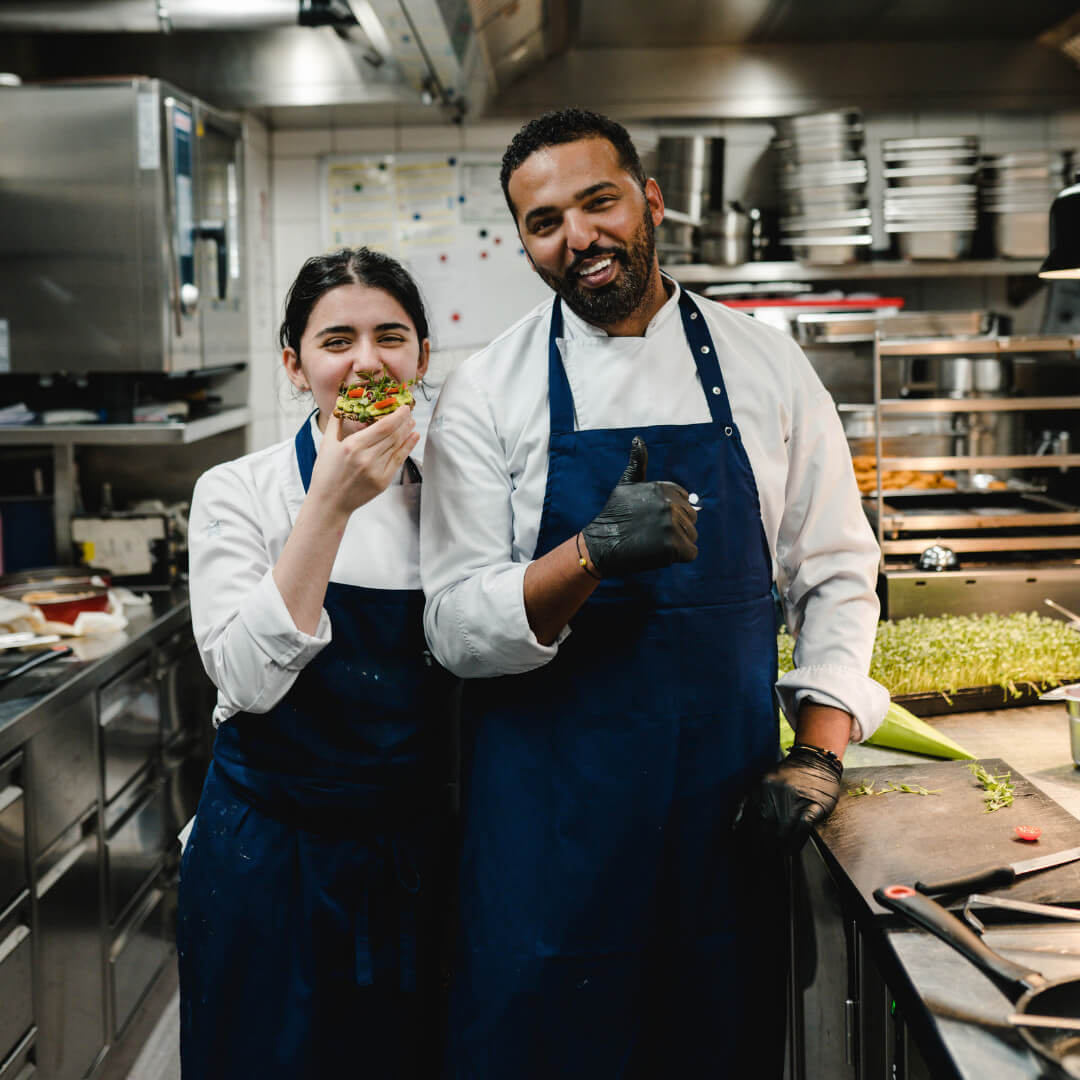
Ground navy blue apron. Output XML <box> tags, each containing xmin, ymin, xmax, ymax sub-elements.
<box><xmin>178</xmin><ymin>419</ymin><xmax>455</xmax><ymax>1080</ymax></box>
<box><xmin>447</xmin><ymin>290</ymin><xmax>786</xmax><ymax>1078</ymax></box>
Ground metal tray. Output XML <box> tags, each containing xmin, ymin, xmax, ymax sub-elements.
<box><xmin>868</xmin><ymin>491</ymin><xmax>1080</xmax><ymax>534</ymax></box>
<box><xmin>796</xmin><ymin>309</ymin><xmax>993</xmax><ymax>344</ymax></box>
<box><xmin>895</xmin><ymin>680</ymin><xmax>1068</xmax><ymax>716</ymax></box>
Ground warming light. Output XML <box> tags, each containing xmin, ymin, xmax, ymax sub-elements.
<box><xmin>1038</xmin><ymin>178</ymin><xmax>1080</xmax><ymax>280</ymax></box>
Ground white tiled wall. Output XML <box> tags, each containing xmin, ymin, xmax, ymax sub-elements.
<box><xmin>245</xmin><ymin>107</ymin><xmax>1080</xmax><ymax>450</ymax></box>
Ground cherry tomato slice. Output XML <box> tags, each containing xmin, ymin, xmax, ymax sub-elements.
<box><xmin>1015</xmin><ymin>825</ymin><xmax>1042</xmax><ymax>842</ymax></box>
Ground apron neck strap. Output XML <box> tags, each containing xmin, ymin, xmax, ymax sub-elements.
<box><xmin>547</xmin><ymin>290</ymin><xmax>734</xmax><ymax>435</ymax></box>
<box><xmin>675</xmin><ymin>288</ymin><xmax>734</xmax><ymax>426</ymax></box>
<box><xmin>294</xmin><ymin>409</ymin><xmax>319</xmax><ymax>493</ymax></box>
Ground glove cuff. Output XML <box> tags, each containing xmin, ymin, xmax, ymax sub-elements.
<box><xmin>790</xmin><ymin>742</ymin><xmax>843</xmax><ymax>781</ymax></box>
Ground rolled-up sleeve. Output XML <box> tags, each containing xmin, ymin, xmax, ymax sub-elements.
<box><xmin>420</xmin><ymin>362</ymin><xmax>558</xmax><ymax>678</ymax></box>
<box><xmin>773</xmin><ymin>387</ymin><xmax>889</xmax><ymax>742</ymax></box>
<box><xmin>189</xmin><ymin>467</ymin><xmax>331</xmax><ymax>722</ymax></box>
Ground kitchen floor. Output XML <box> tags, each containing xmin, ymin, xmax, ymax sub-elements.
<box><xmin>123</xmin><ymin>993</ymin><xmax>181</xmax><ymax>1080</ymax></box>
<box><xmin>96</xmin><ymin>968</ymin><xmax>181</xmax><ymax>1080</ymax></box>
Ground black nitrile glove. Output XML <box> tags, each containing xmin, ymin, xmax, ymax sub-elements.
<box><xmin>733</xmin><ymin>745</ymin><xmax>843</xmax><ymax>855</ymax></box>
<box><xmin>580</xmin><ymin>436</ymin><xmax>698</xmax><ymax>577</ymax></box>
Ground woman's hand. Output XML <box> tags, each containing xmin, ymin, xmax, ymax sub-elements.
<box><xmin>272</xmin><ymin>406</ymin><xmax>419</xmax><ymax>635</ymax></box>
<box><xmin>309</xmin><ymin>407</ymin><xmax>419</xmax><ymax>521</ymax></box>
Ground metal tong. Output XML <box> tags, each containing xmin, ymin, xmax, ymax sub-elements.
<box><xmin>1045</xmin><ymin>597</ymin><xmax>1080</xmax><ymax>631</ymax></box>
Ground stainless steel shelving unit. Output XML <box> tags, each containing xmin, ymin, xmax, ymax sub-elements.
<box><xmin>667</xmin><ymin>258</ymin><xmax>1044</xmax><ymax>284</ymax></box>
<box><xmin>0</xmin><ymin>407</ymin><xmax>250</xmax><ymax>562</ymax></box>
<box><xmin>0</xmin><ymin>407</ymin><xmax>250</xmax><ymax>447</ymax></box>
<box><xmin>870</xmin><ymin>334</ymin><xmax>1080</xmax><ymax>559</ymax></box>
<box><xmin>867</xmin><ymin>333</ymin><xmax>1080</xmax><ymax>616</ymax></box>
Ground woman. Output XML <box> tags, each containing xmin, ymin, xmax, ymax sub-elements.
<box><xmin>177</xmin><ymin>247</ymin><xmax>455</xmax><ymax>1079</ymax></box>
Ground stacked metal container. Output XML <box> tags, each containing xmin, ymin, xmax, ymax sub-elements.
<box><xmin>882</xmin><ymin>136</ymin><xmax>979</xmax><ymax>259</ymax></box>
<box><xmin>772</xmin><ymin>110</ymin><xmax>873</xmax><ymax>264</ymax></box>
<box><xmin>980</xmin><ymin>151</ymin><xmax>1073</xmax><ymax>258</ymax></box>
<box><xmin>652</xmin><ymin>135</ymin><xmax>722</xmax><ymax>264</ymax></box>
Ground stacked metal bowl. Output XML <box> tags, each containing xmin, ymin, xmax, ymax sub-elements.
<box><xmin>772</xmin><ymin>110</ymin><xmax>873</xmax><ymax>265</ymax></box>
<box><xmin>980</xmin><ymin>151</ymin><xmax>1073</xmax><ymax>258</ymax></box>
<box><xmin>882</xmin><ymin>136</ymin><xmax>979</xmax><ymax>259</ymax></box>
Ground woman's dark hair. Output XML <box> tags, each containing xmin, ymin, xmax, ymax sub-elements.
<box><xmin>500</xmin><ymin>108</ymin><xmax>647</xmax><ymax>219</ymax></box>
<box><xmin>278</xmin><ymin>246</ymin><xmax>430</xmax><ymax>358</ymax></box>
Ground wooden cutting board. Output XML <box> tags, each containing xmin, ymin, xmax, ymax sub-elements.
<box><xmin>816</xmin><ymin>757</ymin><xmax>1080</xmax><ymax>922</ymax></box>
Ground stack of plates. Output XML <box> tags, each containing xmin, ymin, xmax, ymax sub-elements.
<box><xmin>980</xmin><ymin>150</ymin><xmax>1073</xmax><ymax>258</ymax></box>
<box><xmin>883</xmin><ymin>136</ymin><xmax>979</xmax><ymax>260</ymax></box>
<box><xmin>772</xmin><ymin>110</ymin><xmax>873</xmax><ymax>265</ymax></box>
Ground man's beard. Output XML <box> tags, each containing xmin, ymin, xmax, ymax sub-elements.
<box><xmin>536</xmin><ymin>207</ymin><xmax>656</xmax><ymax>328</ymax></box>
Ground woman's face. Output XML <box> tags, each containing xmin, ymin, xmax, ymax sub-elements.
<box><xmin>283</xmin><ymin>283</ymin><xmax>430</xmax><ymax>433</ymax></box>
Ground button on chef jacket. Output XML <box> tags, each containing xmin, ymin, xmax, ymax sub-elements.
<box><xmin>420</xmin><ymin>278</ymin><xmax>889</xmax><ymax>741</ymax></box>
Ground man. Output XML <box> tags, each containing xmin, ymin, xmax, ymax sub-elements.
<box><xmin>421</xmin><ymin>108</ymin><xmax>888</xmax><ymax>1077</ymax></box>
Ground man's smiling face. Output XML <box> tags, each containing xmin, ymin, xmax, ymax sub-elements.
<box><xmin>508</xmin><ymin>136</ymin><xmax>665</xmax><ymax>332</ymax></box>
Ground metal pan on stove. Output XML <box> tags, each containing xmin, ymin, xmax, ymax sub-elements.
<box><xmin>876</xmin><ymin>883</ymin><xmax>1080</xmax><ymax>1077</ymax></box>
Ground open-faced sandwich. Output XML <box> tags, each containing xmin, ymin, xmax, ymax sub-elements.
<box><xmin>333</xmin><ymin>372</ymin><xmax>416</xmax><ymax>422</ymax></box>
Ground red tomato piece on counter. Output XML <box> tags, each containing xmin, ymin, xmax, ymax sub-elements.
<box><xmin>1015</xmin><ymin>825</ymin><xmax>1042</xmax><ymax>842</ymax></box>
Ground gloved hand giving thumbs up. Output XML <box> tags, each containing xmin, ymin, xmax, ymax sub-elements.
<box><xmin>580</xmin><ymin>436</ymin><xmax>699</xmax><ymax>577</ymax></box>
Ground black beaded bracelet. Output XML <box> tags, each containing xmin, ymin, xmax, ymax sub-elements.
<box><xmin>792</xmin><ymin>742</ymin><xmax>843</xmax><ymax>772</ymax></box>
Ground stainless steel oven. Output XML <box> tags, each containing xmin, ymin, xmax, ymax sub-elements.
<box><xmin>0</xmin><ymin>78</ymin><xmax>246</xmax><ymax>374</ymax></box>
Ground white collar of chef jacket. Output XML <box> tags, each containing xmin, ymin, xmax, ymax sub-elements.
<box><xmin>558</xmin><ymin>273</ymin><xmax>682</xmax><ymax>341</ymax></box>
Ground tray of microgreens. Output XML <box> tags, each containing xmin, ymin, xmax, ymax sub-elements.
<box><xmin>779</xmin><ymin>612</ymin><xmax>1080</xmax><ymax>716</ymax></box>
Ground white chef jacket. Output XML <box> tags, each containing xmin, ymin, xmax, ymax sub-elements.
<box><xmin>188</xmin><ymin>412</ymin><xmax>423</xmax><ymax>728</ymax></box>
<box><xmin>420</xmin><ymin>279</ymin><xmax>889</xmax><ymax>742</ymax></box>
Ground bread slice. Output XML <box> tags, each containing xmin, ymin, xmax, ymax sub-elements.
<box><xmin>333</xmin><ymin>374</ymin><xmax>415</xmax><ymax>422</ymax></box>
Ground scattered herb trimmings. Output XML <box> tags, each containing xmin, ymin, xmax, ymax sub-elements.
<box><xmin>847</xmin><ymin>779</ymin><xmax>940</xmax><ymax>797</ymax></box>
<box><xmin>967</xmin><ymin>761</ymin><xmax>1015</xmax><ymax>812</ymax></box>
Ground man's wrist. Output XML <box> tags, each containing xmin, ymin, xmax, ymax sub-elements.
<box><xmin>791</xmin><ymin>742</ymin><xmax>843</xmax><ymax>778</ymax></box>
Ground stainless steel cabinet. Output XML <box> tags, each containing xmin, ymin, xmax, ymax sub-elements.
<box><xmin>9</xmin><ymin>612</ymin><xmax>212</xmax><ymax>1077</ymax></box>
<box><xmin>100</xmin><ymin>659</ymin><xmax>162</xmax><ymax>804</ymax></box>
<box><xmin>33</xmin><ymin>812</ymin><xmax>105</xmax><ymax>1080</ymax></box>
<box><xmin>0</xmin><ymin>907</ymin><xmax>33</xmax><ymax>1070</ymax></box>
<box><xmin>0</xmin><ymin>79</ymin><xmax>246</xmax><ymax>374</ymax></box>
<box><xmin>0</xmin><ymin>751</ymin><xmax>32</xmax><ymax>1077</ymax></box>
<box><xmin>0</xmin><ymin>754</ymin><xmax>26</xmax><ymax>921</ymax></box>
<box><xmin>109</xmin><ymin>875</ymin><xmax>174</xmax><ymax>1038</ymax></box>
<box><xmin>104</xmin><ymin>778</ymin><xmax>170</xmax><ymax>927</ymax></box>
<box><xmin>26</xmin><ymin>699</ymin><xmax>96</xmax><ymax>870</ymax></box>
<box><xmin>794</xmin><ymin>840</ymin><xmax>934</xmax><ymax>1080</ymax></box>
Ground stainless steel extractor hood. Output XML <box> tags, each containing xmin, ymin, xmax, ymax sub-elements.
<box><xmin>486</xmin><ymin>0</ymin><xmax>1080</xmax><ymax>118</ymax></box>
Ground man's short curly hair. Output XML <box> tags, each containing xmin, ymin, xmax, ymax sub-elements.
<box><xmin>500</xmin><ymin>108</ymin><xmax>647</xmax><ymax>219</ymax></box>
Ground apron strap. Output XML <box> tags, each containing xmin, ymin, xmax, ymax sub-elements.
<box><xmin>294</xmin><ymin>409</ymin><xmax>320</xmax><ymax>493</ymax></box>
<box><xmin>676</xmin><ymin>289</ymin><xmax>735</xmax><ymax>427</ymax></box>
<box><xmin>546</xmin><ymin>288</ymin><xmax>736</xmax><ymax>437</ymax></box>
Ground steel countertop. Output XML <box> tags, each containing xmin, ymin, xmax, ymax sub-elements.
<box><xmin>0</xmin><ymin>588</ymin><xmax>192</xmax><ymax>761</ymax></box>
<box><xmin>834</xmin><ymin>703</ymin><xmax>1080</xmax><ymax>1079</ymax></box>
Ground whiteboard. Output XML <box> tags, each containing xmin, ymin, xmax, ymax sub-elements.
<box><xmin>321</xmin><ymin>152</ymin><xmax>551</xmax><ymax>351</ymax></box>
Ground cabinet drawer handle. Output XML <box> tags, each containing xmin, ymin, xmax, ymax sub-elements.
<box><xmin>0</xmin><ymin>784</ymin><xmax>22</xmax><ymax>816</ymax></box>
<box><xmin>0</xmin><ymin>922</ymin><xmax>29</xmax><ymax>966</ymax></box>
<box><xmin>36</xmin><ymin>838</ymin><xmax>90</xmax><ymax>900</ymax></box>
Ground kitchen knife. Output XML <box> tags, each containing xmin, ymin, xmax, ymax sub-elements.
<box><xmin>916</xmin><ymin>844</ymin><xmax>1080</xmax><ymax>895</ymax></box>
